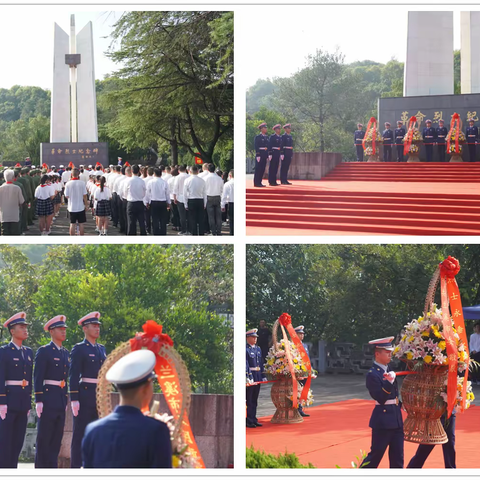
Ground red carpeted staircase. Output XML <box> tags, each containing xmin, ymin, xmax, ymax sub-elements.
<box><xmin>246</xmin><ymin>162</ymin><xmax>480</xmax><ymax>235</ymax></box>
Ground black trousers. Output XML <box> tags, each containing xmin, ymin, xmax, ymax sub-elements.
<box><xmin>268</xmin><ymin>153</ymin><xmax>280</xmax><ymax>185</ymax></box>
<box><xmin>425</xmin><ymin>144</ymin><xmax>434</xmax><ymax>162</ymax></box>
<box><xmin>361</xmin><ymin>427</ymin><xmax>404</xmax><ymax>468</ymax></box>
<box><xmin>396</xmin><ymin>145</ymin><xmax>404</xmax><ymax>162</ymax></box>
<box><xmin>35</xmin><ymin>408</ymin><xmax>66</xmax><ymax>468</ymax></box>
<box><xmin>383</xmin><ymin>145</ymin><xmax>392</xmax><ymax>162</ymax></box>
<box><xmin>170</xmin><ymin>201</ymin><xmax>180</xmax><ymax>228</ymax></box>
<box><xmin>150</xmin><ymin>201</ymin><xmax>168</xmax><ymax>235</ymax></box>
<box><xmin>280</xmin><ymin>155</ymin><xmax>293</xmax><ymax>182</ymax></box>
<box><xmin>145</xmin><ymin>204</ymin><xmax>152</xmax><ymax>233</ymax></box>
<box><xmin>70</xmin><ymin>406</ymin><xmax>98</xmax><ymax>468</ymax></box>
<box><xmin>187</xmin><ymin>199</ymin><xmax>205</xmax><ymax>235</ymax></box>
<box><xmin>111</xmin><ymin>192</ymin><xmax>118</xmax><ymax>226</ymax></box>
<box><xmin>1</xmin><ymin>222</ymin><xmax>21</xmax><ymax>236</ymax></box>
<box><xmin>468</xmin><ymin>144</ymin><xmax>477</xmax><ymax>162</ymax></box>
<box><xmin>116</xmin><ymin>196</ymin><xmax>126</xmax><ymax>233</ymax></box>
<box><xmin>228</xmin><ymin>202</ymin><xmax>234</xmax><ymax>235</ymax></box>
<box><xmin>437</xmin><ymin>145</ymin><xmax>446</xmax><ymax>162</ymax></box>
<box><xmin>206</xmin><ymin>196</ymin><xmax>222</xmax><ymax>235</ymax></box>
<box><xmin>177</xmin><ymin>201</ymin><xmax>187</xmax><ymax>233</ymax></box>
<box><xmin>407</xmin><ymin>414</ymin><xmax>455</xmax><ymax>468</ymax></box>
<box><xmin>246</xmin><ymin>385</ymin><xmax>260</xmax><ymax>425</ymax></box>
<box><xmin>0</xmin><ymin>409</ymin><xmax>28</xmax><ymax>468</ymax></box>
<box><xmin>355</xmin><ymin>145</ymin><xmax>364</xmax><ymax>162</ymax></box>
<box><xmin>253</xmin><ymin>154</ymin><xmax>267</xmax><ymax>186</ymax></box>
<box><xmin>127</xmin><ymin>201</ymin><xmax>146</xmax><ymax>235</ymax></box>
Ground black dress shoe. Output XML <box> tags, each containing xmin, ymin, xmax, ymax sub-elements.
<box><xmin>269</xmin><ymin>182</ymin><xmax>279</xmax><ymax>186</ymax></box>
<box><xmin>281</xmin><ymin>181</ymin><xmax>293</xmax><ymax>185</ymax></box>
<box><xmin>254</xmin><ymin>184</ymin><xmax>266</xmax><ymax>188</ymax></box>
<box><xmin>246</xmin><ymin>423</ymin><xmax>257</xmax><ymax>428</ymax></box>
<box><xmin>299</xmin><ymin>411</ymin><xmax>310</xmax><ymax>417</ymax></box>
<box><xmin>254</xmin><ymin>422</ymin><xmax>263</xmax><ymax>427</ymax></box>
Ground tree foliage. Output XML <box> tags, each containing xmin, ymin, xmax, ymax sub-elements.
<box><xmin>0</xmin><ymin>245</ymin><xmax>233</xmax><ymax>394</ymax></box>
<box><xmin>247</xmin><ymin>245</ymin><xmax>480</xmax><ymax>347</ymax></box>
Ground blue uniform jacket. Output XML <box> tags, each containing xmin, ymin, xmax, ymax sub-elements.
<box><xmin>436</xmin><ymin>127</ymin><xmax>448</xmax><ymax>145</ymax></box>
<box><xmin>82</xmin><ymin>405</ymin><xmax>172</xmax><ymax>468</ymax></box>
<box><xmin>354</xmin><ymin>130</ymin><xmax>365</xmax><ymax>145</ymax></box>
<box><xmin>394</xmin><ymin>128</ymin><xmax>406</xmax><ymax>145</ymax></box>
<box><xmin>268</xmin><ymin>134</ymin><xmax>283</xmax><ymax>156</ymax></box>
<box><xmin>246</xmin><ymin>344</ymin><xmax>264</xmax><ymax>382</ymax></box>
<box><xmin>302</xmin><ymin>342</ymin><xmax>310</xmax><ymax>360</ymax></box>
<box><xmin>366</xmin><ymin>364</ymin><xmax>403</xmax><ymax>430</ymax></box>
<box><xmin>466</xmin><ymin>126</ymin><xmax>479</xmax><ymax>144</ymax></box>
<box><xmin>382</xmin><ymin>129</ymin><xmax>394</xmax><ymax>145</ymax></box>
<box><xmin>69</xmin><ymin>339</ymin><xmax>106</xmax><ymax>406</ymax></box>
<box><xmin>281</xmin><ymin>133</ymin><xmax>294</xmax><ymax>157</ymax></box>
<box><xmin>423</xmin><ymin>127</ymin><xmax>437</xmax><ymax>144</ymax></box>
<box><xmin>0</xmin><ymin>342</ymin><xmax>33</xmax><ymax>411</ymax></box>
<box><xmin>254</xmin><ymin>134</ymin><xmax>269</xmax><ymax>156</ymax></box>
<box><xmin>34</xmin><ymin>341</ymin><xmax>70</xmax><ymax>410</ymax></box>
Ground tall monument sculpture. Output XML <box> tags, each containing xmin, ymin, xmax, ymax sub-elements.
<box><xmin>404</xmin><ymin>11</ymin><xmax>454</xmax><ymax>97</ymax></box>
<box><xmin>461</xmin><ymin>11</ymin><xmax>480</xmax><ymax>94</ymax></box>
<box><xmin>50</xmin><ymin>15</ymin><xmax>98</xmax><ymax>143</ymax></box>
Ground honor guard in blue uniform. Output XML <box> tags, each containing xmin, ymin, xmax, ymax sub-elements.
<box><xmin>407</xmin><ymin>411</ymin><xmax>456</xmax><ymax>468</ymax></box>
<box><xmin>280</xmin><ymin>124</ymin><xmax>293</xmax><ymax>184</ymax></box>
<box><xmin>81</xmin><ymin>350</ymin><xmax>172</xmax><ymax>468</ymax></box>
<box><xmin>394</xmin><ymin>121</ymin><xmax>406</xmax><ymax>162</ymax></box>
<box><xmin>69</xmin><ymin>312</ymin><xmax>107</xmax><ymax>468</ymax></box>
<box><xmin>246</xmin><ymin>329</ymin><xmax>267</xmax><ymax>428</ymax></box>
<box><xmin>254</xmin><ymin>123</ymin><xmax>269</xmax><ymax>187</ymax></box>
<box><xmin>354</xmin><ymin>124</ymin><xmax>365</xmax><ymax>162</ymax></box>
<box><xmin>466</xmin><ymin>118</ymin><xmax>478</xmax><ymax>162</ymax></box>
<box><xmin>34</xmin><ymin>315</ymin><xmax>70</xmax><ymax>468</ymax></box>
<box><xmin>360</xmin><ymin>337</ymin><xmax>403</xmax><ymax>469</ymax></box>
<box><xmin>382</xmin><ymin>123</ymin><xmax>394</xmax><ymax>162</ymax></box>
<box><xmin>436</xmin><ymin>119</ymin><xmax>448</xmax><ymax>162</ymax></box>
<box><xmin>0</xmin><ymin>313</ymin><xmax>33</xmax><ymax>468</ymax></box>
<box><xmin>268</xmin><ymin>125</ymin><xmax>283</xmax><ymax>186</ymax></box>
<box><xmin>294</xmin><ymin>325</ymin><xmax>310</xmax><ymax>417</ymax></box>
<box><xmin>423</xmin><ymin>120</ymin><xmax>437</xmax><ymax>162</ymax></box>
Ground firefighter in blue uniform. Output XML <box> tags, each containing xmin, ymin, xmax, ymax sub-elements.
<box><xmin>0</xmin><ymin>313</ymin><xmax>33</xmax><ymax>468</ymax></box>
<box><xmin>253</xmin><ymin>123</ymin><xmax>269</xmax><ymax>187</ymax></box>
<box><xmin>34</xmin><ymin>315</ymin><xmax>70</xmax><ymax>468</ymax></box>
<box><xmin>69</xmin><ymin>312</ymin><xmax>107</xmax><ymax>468</ymax></box>
<box><xmin>354</xmin><ymin>123</ymin><xmax>365</xmax><ymax>162</ymax></box>
<box><xmin>466</xmin><ymin>118</ymin><xmax>478</xmax><ymax>162</ymax></box>
<box><xmin>382</xmin><ymin>122</ymin><xmax>394</xmax><ymax>162</ymax></box>
<box><xmin>82</xmin><ymin>350</ymin><xmax>172</xmax><ymax>468</ymax></box>
<box><xmin>246</xmin><ymin>328</ymin><xmax>267</xmax><ymax>428</ymax></box>
<box><xmin>394</xmin><ymin>121</ymin><xmax>406</xmax><ymax>162</ymax></box>
<box><xmin>280</xmin><ymin>124</ymin><xmax>293</xmax><ymax>184</ymax></box>
<box><xmin>268</xmin><ymin>125</ymin><xmax>283</xmax><ymax>186</ymax></box>
<box><xmin>407</xmin><ymin>411</ymin><xmax>456</xmax><ymax>468</ymax></box>
<box><xmin>436</xmin><ymin>119</ymin><xmax>448</xmax><ymax>163</ymax></box>
<box><xmin>294</xmin><ymin>325</ymin><xmax>310</xmax><ymax>417</ymax></box>
<box><xmin>423</xmin><ymin>119</ymin><xmax>437</xmax><ymax>162</ymax></box>
<box><xmin>360</xmin><ymin>337</ymin><xmax>404</xmax><ymax>469</ymax></box>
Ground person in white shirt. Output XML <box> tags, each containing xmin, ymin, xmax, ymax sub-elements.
<box><xmin>64</xmin><ymin>168</ymin><xmax>88</xmax><ymax>236</ymax></box>
<box><xmin>143</xmin><ymin>167</ymin><xmax>156</xmax><ymax>234</ymax></box>
<box><xmin>145</xmin><ymin>168</ymin><xmax>170</xmax><ymax>235</ymax></box>
<box><xmin>173</xmin><ymin>165</ymin><xmax>189</xmax><ymax>235</ymax></box>
<box><xmin>204</xmin><ymin>164</ymin><xmax>224</xmax><ymax>236</ymax></box>
<box><xmin>221</xmin><ymin>169</ymin><xmax>234</xmax><ymax>236</ymax></box>
<box><xmin>168</xmin><ymin>168</ymin><xmax>180</xmax><ymax>232</ymax></box>
<box><xmin>115</xmin><ymin>167</ymin><xmax>130</xmax><ymax>234</ymax></box>
<box><xmin>34</xmin><ymin>174</ymin><xmax>56</xmax><ymax>235</ymax></box>
<box><xmin>162</xmin><ymin>166</ymin><xmax>172</xmax><ymax>184</ymax></box>
<box><xmin>0</xmin><ymin>169</ymin><xmax>25</xmax><ymax>235</ymax></box>
<box><xmin>61</xmin><ymin>167</ymin><xmax>72</xmax><ymax>187</ymax></box>
<box><xmin>126</xmin><ymin>165</ymin><xmax>147</xmax><ymax>235</ymax></box>
<box><xmin>198</xmin><ymin>164</ymin><xmax>209</xmax><ymax>179</ymax></box>
<box><xmin>184</xmin><ymin>165</ymin><xmax>207</xmax><ymax>236</ymax></box>
<box><xmin>93</xmin><ymin>176</ymin><xmax>112</xmax><ymax>235</ymax></box>
<box><xmin>53</xmin><ymin>176</ymin><xmax>63</xmax><ymax>218</ymax></box>
<box><xmin>108</xmin><ymin>166</ymin><xmax>122</xmax><ymax>228</ymax></box>
<box><xmin>470</xmin><ymin>323</ymin><xmax>480</xmax><ymax>384</ymax></box>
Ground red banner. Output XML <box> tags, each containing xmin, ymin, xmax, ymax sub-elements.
<box><xmin>362</xmin><ymin>117</ymin><xmax>377</xmax><ymax>155</ymax></box>
<box><xmin>447</xmin><ymin>113</ymin><xmax>461</xmax><ymax>155</ymax></box>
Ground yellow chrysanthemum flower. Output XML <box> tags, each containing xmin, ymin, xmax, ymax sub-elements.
<box><xmin>408</xmin><ymin>336</ymin><xmax>414</xmax><ymax>342</ymax></box>
<box><xmin>402</xmin><ymin>335</ymin><xmax>407</xmax><ymax>341</ymax></box>
<box><xmin>438</xmin><ymin>341</ymin><xmax>446</xmax><ymax>350</ymax></box>
<box><xmin>424</xmin><ymin>355</ymin><xmax>433</xmax><ymax>364</ymax></box>
<box><xmin>172</xmin><ymin>456</ymin><xmax>180</xmax><ymax>468</ymax></box>
<box><xmin>421</xmin><ymin>331</ymin><xmax>430</xmax><ymax>337</ymax></box>
<box><xmin>406</xmin><ymin>351</ymin><xmax>413</xmax><ymax>360</ymax></box>
<box><xmin>434</xmin><ymin>330</ymin><xmax>442</xmax><ymax>339</ymax></box>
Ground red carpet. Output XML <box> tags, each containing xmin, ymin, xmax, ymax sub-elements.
<box><xmin>246</xmin><ymin>399</ymin><xmax>480</xmax><ymax>468</ymax></box>
<box><xmin>246</xmin><ymin>163</ymin><xmax>480</xmax><ymax>235</ymax></box>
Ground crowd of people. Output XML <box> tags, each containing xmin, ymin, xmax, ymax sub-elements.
<box><xmin>0</xmin><ymin>162</ymin><xmax>234</xmax><ymax>236</ymax></box>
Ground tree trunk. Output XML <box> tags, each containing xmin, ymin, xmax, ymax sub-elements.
<box><xmin>170</xmin><ymin>139</ymin><xmax>178</xmax><ymax>165</ymax></box>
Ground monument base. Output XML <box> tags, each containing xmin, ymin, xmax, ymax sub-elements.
<box><xmin>41</xmin><ymin>142</ymin><xmax>108</xmax><ymax>168</ymax></box>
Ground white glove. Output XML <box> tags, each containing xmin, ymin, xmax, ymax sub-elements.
<box><xmin>71</xmin><ymin>401</ymin><xmax>80</xmax><ymax>417</ymax></box>
<box><xmin>268</xmin><ymin>155</ymin><xmax>272</xmax><ymax>161</ymax></box>
<box><xmin>262</xmin><ymin>377</ymin><xmax>267</xmax><ymax>382</ymax></box>
<box><xmin>384</xmin><ymin>371</ymin><xmax>396</xmax><ymax>384</ymax></box>
<box><xmin>256</xmin><ymin>156</ymin><xmax>260</xmax><ymax>163</ymax></box>
<box><xmin>36</xmin><ymin>402</ymin><xmax>43</xmax><ymax>418</ymax></box>
<box><xmin>0</xmin><ymin>405</ymin><xmax>7</xmax><ymax>420</ymax></box>
<box><xmin>247</xmin><ymin>378</ymin><xmax>254</xmax><ymax>385</ymax></box>
<box><xmin>280</xmin><ymin>155</ymin><xmax>284</xmax><ymax>161</ymax></box>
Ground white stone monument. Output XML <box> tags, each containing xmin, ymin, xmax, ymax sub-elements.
<box><xmin>404</xmin><ymin>11</ymin><xmax>454</xmax><ymax>97</ymax></box>
<box><xmin>50</xmin><ymin>15</ymin><xmax>98</xmax><ymax>143</ymax></box>
<box><xmin>461</xmin><ymin>11</ymin><xmax>480</xmax><ymax>94</ymax></box>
